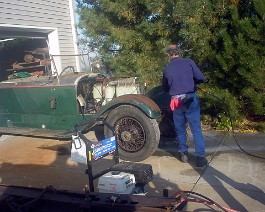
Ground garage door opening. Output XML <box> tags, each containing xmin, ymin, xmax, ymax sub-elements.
<box><xmin>0</xmin><ymin>38</ymin><xmax>50</xmax><ymax>81</ymax></box>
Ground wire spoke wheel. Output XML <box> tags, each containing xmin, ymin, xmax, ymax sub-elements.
<box><xmin>104</xmin><ymin>105</ymin><xmax>160</xmax><ymax>162</ymax></box>
<box><xmin>115</xmin><ymin>117</ymin><xmax>146</xmax><ymax>152</ymax></box>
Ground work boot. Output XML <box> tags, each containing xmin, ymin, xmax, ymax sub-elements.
<box><xmin>179</xmin><ymin>151</ymin><xmax>188</xmax><ymax>163</ymax></box>
<box><xmin>196</xmin><ymin>156</ymin><xmax>207</xmax><ymax>167</ymax></box>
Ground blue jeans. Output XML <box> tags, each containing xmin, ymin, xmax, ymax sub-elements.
<box><xmin>172</xmin><ymin>93</ymin><xmax>205</xmax><ymax>157</ymax></box>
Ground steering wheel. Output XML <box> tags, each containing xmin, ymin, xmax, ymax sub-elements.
<box><xmin>59</xmin><ymin>66</ymin><xmax>76</xmax><ymax>77</ymax></box>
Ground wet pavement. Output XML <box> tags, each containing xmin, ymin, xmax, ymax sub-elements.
<box><xmin>0</xmin><ymin>130</ymin><xmax>265</xmax><ymax>211</ymax></box>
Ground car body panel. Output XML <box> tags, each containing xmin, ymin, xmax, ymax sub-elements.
<box><xmin>145</xmin><ymin>85</ymin><xmax>171</xmax><ymax>110</ymax></box>
<box><xmin>145</xmin><ymin>85</ymin><xmax>176</xmax><ymax>138</ymax></box>
<box><xmin>0</xmin><ymin>73</ymin><xmax>160</xmax><ymax>135</ymax></box>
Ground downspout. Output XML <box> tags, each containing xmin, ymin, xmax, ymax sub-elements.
<box><xmin>69</xmin><ymin>0</ymin><xmax>81</xmax><ymax>72</ymax></box>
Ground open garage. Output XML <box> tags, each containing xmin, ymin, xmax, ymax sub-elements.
<box><xmin>0</xmin><ymin>0</ymin><xmax>80</xmax><ymax>80</ymax></box>
<box><xmin>0</xmin><ymin>27</ymin><xmax>52</xmax><ymax>81</ymax></box>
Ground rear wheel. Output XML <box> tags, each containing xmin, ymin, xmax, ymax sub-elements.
<box><xmin>104</xmin><ymin>105</ymin><xmax>160</xmax><ymax>162</ymax></box>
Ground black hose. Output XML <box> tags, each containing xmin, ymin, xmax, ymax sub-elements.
<box><xmin>173</xmin><ymin>190</ymin><xmax>229</xmax><ymax>212</ymax></box>
<box><xmin>198</xmin><ymin>87</ymin><xmax>265</xmax><ymax>160</ymax></box>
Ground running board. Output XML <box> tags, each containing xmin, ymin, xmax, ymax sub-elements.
<box><xmin>0</xmin><ymin>127</ymin><xmax>73</xmax><ymax>139</ymax></box>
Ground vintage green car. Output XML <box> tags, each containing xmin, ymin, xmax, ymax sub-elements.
<box><xmin>0</xmin><ymin>71</ymin><xmax>162</xmax><ymax>161</ymax></box>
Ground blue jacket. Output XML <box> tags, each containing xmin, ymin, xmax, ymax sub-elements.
<box><xmin>162</xmin><ymin>57</ymin><xmax>205</xmax><ymax>96</ymax></box>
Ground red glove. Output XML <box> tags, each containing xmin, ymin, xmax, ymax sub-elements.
<box><xmin>170</xmin><ymin>98</ymin><xmax>182</xmax><ymax>111</ymax></box>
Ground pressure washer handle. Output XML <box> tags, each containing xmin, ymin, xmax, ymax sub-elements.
<box><xmin>197</xmin><ymin>86</ymin><xmax>207</xmax><ymax>93</ymax></box>
<box><xmin>197</xmin><ymin>86</ymin><xmax>223</xmax><ymax>102</ymax></box>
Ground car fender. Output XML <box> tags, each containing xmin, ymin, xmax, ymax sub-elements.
<box><xmin>95</xmin><ymin>94</ymin><xmax>161</xmax><ymax>119</ymax></box>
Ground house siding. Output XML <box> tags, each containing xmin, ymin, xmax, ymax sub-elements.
<box><xmin>0</xmin><ymin>0</ymin><xmax>79</xmax><ymax>72</ymax></box>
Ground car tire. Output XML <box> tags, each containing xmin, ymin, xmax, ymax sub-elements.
<box><xmin>104</xmin><ymin>105</ymin><xmax>160</xmax><ymax>162</ymax></box>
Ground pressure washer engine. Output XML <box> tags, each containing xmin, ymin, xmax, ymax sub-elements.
<box><xmin>71</xmin><ymin>118</ymin><xmax>153</xmax><ymax>195</ymax></box>
<box><xmin>98</xmin><ymin>162</ymin><xmax>153</xmax><ymax>194</ymax></box>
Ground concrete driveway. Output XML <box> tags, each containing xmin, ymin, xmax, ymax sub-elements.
<box><xmin>0</xmin><ymin>130</ymin><xmax>265</xmax><ymax>211</ymax></box>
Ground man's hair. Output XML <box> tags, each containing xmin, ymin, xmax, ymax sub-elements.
<box><xmin>166</xmin><ymin>44</ymin><xmax>181</xmax><ymax>56</ymax></box>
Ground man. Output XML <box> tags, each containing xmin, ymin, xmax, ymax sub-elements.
<box><xmin>162</xmin><ymin>44</ymin><xmax>207</xmax><ymax>167</ymax></box>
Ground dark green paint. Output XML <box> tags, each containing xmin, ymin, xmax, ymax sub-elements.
<box><xmin>0</xmin><ymin>74</ymin><xmax>160</xmax><ymax>133</ymax></box>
